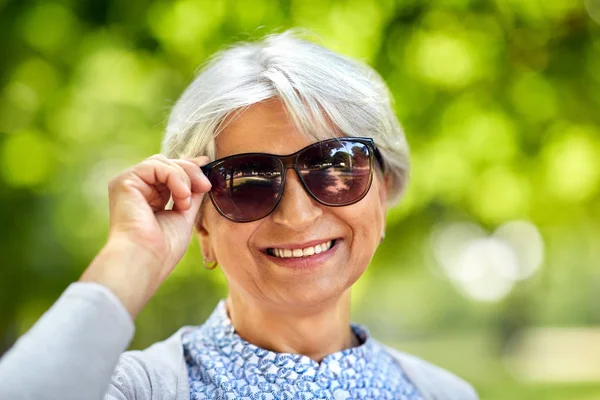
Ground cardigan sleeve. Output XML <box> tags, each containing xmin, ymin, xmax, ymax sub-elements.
<box><xmin>383</xmin><ymin>344</ymin><xmax>479</xmax><ymax>400</ymax></box>
<box><xmin>104</xmin><ymin>348</ymin><xmax>185</xmax><ymax>400</ymax></box>
<box><xmin>0</xmin><ymin>282</ymin><xmax>136</xmax><ymax>400</ymax></box>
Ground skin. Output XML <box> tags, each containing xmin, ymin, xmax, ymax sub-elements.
<box><xmin>196</xmin><ymin>99</ymin><xmax>388</xmax><ymax>362</ymax></box>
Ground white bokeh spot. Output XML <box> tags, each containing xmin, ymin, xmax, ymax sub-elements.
<box><xmin>430</xmin><ymin>220</ymin><xmax>545</xmax><ymax>302</ymax></box>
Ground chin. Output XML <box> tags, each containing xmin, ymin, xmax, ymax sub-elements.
<box><xmin>268</xmin><ymin>277</ymin><xmax>358</xmax><ymax>310</ymax></box>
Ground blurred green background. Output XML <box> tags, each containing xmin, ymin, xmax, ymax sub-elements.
<box><xmin>1</xmin><ymin>0</ymin><xmax>600</xmax><ymax>398</ymax></box>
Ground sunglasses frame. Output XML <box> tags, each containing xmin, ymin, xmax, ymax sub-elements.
<box><xmin>200</xmin><ymin>137</ymin><xmax>384</xmax><ymax>223</ymax></box>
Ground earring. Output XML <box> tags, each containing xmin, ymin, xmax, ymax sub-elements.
<box><xmin>380</xmin><ymin>230</ymin><xmax>386</xmax><ymax>244</ymax></box>
<box><xmin>202</xmin><ymin>255</ymin><xmax>219</xmax><ymax>270</ymax></box>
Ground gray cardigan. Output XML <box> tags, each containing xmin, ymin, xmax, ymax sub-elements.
<box><xmin>0</xmin><ymin>283</ymin><xmax>478</xmax><ymax>400</ymax></box>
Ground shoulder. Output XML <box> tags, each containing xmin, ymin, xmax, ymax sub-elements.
<box><xmin>107</xmin><ymin>327</ymin><xmax>192</xmax><ymax>400</ymax></box>
<box><xmin>382</xmin><ymin>344</ymin><xmax>479</xmax><ymax>400</ymax></box>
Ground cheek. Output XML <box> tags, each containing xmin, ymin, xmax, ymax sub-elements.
<box><xmin>352</xmin><ymin>188</ymin><xmax>385</xmax><ymax>237</ymax></box>
<box><xmin>209</xmin><ymin>214</ymin><xmax>261</xmax><ymax>277</ymax></box>
<box><xmin>338</xmin><ymin>196</ymin><xmax>385</xmax><ymax>265</ymax></box>
<box><xmin>214</xmin><ymin>229</ymin><xmax>248</xmax><ymax>261</ymax></box>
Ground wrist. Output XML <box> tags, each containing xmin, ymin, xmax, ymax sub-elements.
<box><xmin>80</xmin><ymin>239</ymin><xmax>164</xmax><ymax>319</ymax></box>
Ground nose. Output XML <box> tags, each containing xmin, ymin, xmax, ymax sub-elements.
<box><xmin>270</xmin><ymin>169</ymin><xmax>322</xmax><ymax>230</ymax></box>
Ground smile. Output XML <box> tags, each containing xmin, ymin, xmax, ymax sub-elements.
<box><xmin>266</xmin><ymin>240</ymin><xmax>336</xmax><ymax>258</ymax></box>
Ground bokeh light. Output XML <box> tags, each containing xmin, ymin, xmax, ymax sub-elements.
<box><xmin>431</xmin><ymin>220</ymin><xmax>544</xmax><ymax>302</ymax></box>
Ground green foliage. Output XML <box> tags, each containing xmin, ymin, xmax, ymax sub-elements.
<box><xmin>1</xmin><ymin>0</ymin><xmax>600</xmax><ymax>397</ymax></box>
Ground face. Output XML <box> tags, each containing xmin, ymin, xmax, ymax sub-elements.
<box><xmin>196</xmin><ymin>99</ymin><xmax>388</xmax><ymax>309</ymax></box>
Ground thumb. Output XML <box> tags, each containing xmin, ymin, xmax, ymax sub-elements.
<box><xmin>177</xmin><ymin>190</ymin><xmax>203</xmax><ymax>227</ymax></box>
<box><xmin>190</xmin><ymin>190</ymin><xmax>207</xmax><ymax>215</ymax></box>
<box><xmin>181</xmin><ymin>156</ymin><xmax>212</xmax><ymax>225</ymax></box>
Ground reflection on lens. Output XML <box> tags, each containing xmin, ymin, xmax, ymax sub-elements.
<box><xmin>298</xmin><ymin>140</ymin><xmax>371</xmax><ymax>205</ymax></box>
<box><xmin>208</xmin><ymin>155</ymin><xmax>282</xmax><ymax>221</ymax></box>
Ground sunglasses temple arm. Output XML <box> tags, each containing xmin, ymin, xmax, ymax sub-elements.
<box><xmin>374</xmin><ymin>148</ymin><xmax>386</xmax><ymax>173</ymax></box>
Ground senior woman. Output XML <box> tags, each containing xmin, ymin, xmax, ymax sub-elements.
<box><xmin>0</xmin><ymin>31</ymin><xmax>477</xmax><ymax>399</ymax></box>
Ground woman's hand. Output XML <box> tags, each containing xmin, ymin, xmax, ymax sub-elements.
<box><xmin>80</xmin><ymin>154</ymin><xmax>212</xmax><ymax>318</ymax></box>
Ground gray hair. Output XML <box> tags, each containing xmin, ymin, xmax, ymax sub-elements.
<box><xmin>161</xmin><ymin>30</ymin><xmax>410</xmax><ymax>207</ymax></box>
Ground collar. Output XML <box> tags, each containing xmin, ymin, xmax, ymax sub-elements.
<box><xmin>196</xmin><ymin>300</ymin><xmax>379</xmax><ymax>375</ymax></box>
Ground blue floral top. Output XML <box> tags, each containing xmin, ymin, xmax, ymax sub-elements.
<box><xmin>182</xmin><ymin>301</ymin><xmax>423</xmax><ymax>399</ymax></box>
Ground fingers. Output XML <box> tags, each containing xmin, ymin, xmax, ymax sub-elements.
<box><xmin>117</xmin><ymin>154</ymin><xmax>212</xmax><ymax>212</ymax></box>
<box><xmin>137</xmin><ymin>156</ymin><xmax>192</xmax><ymax>210</ymax></box>
<box><xmin>170</xmin><ymin>156</ymin><xmax>212</xmax><ymax>194</ymax></box>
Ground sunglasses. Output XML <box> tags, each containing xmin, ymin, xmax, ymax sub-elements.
<box><xmin>201</xmin><ymin>137</ymin><xmax>384</xmax><ymax>223</ymax></box>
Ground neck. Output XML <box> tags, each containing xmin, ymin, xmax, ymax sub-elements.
<box><xmin>225</xmin><ymin>290</ymin><xmax>357</xmax><ymax>362</ymax></box>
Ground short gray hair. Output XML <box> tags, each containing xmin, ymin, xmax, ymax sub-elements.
<box><xmin>162</xmin><ymin>30</ymin><xmax>410</xmax><ymax>207</ymax></box>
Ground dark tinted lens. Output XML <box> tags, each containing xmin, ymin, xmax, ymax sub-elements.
<box><xmin>207</xmin><ymin>155</ymin><xmax>282</xmax><ymax>221</ymax></box>
<box><xmin>298</xmin><ymin>140</ymin><xmax>372</xmax><ymax>205</ymax></box>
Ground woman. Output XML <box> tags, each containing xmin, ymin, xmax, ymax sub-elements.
<box><xmin>0</xmin><ymin>31</ymin><xmax>478</xmax><ymax>399</ymax></box>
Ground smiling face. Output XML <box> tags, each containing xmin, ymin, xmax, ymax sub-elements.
<box><xmin>196</xmin><ymin>99</ymin><xmax>388</xmax><ymax>310</ymax></box>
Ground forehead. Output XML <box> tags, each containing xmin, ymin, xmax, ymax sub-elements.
<box><xmin>214</xmin><ymin>99</ymin><xmax>340</xmax><ymax>158</ymax></box>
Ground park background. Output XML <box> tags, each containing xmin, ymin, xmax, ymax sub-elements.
<box><xmin>1</xmin><ymin>0</ymin><xmax>600</xmax><ymax>398</ymax></box>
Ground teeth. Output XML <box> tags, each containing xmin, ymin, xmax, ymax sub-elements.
<box><xmin>303</xmin><ymin>247</ymin><xmax>315</xmax><ymax>256</ymax></box>
<box><xmin>269</xmin><ymin>241</ymin><xmax>334</xmax><ymax>258</ymax></box>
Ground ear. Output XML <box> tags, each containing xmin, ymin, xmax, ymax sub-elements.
<box><xmin>194</xmin><ymin>202</ymin><xmax>214</xmax><ymax>261</ymax></box>
<box><xmin>377</xmin><ymin>173</ymin><xmax>389</xmax><ymax>208</ymax></box>
<box><xmin>376</xmin><ymin>174</ymin><xmax>389</xmax><ymax>239</ymax></box>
